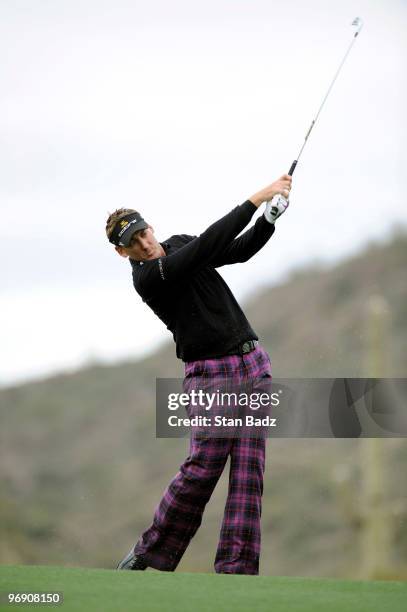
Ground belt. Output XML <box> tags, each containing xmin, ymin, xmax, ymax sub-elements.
<box><xmin>225</xmin><ymin>339</ymin><xmax>259</xmax><ymax>356</ymax></box>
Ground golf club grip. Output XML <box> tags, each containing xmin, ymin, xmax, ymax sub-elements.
<box><xmin>288</xmin><ymin>160</ymin><xmax>297</xmax><ymax>176</ymax></box>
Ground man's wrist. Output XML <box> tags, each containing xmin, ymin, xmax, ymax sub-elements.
<box><xmin>248</xmin><ymin>192</ymin><xmax>265</xmax><ymax>208</ymax></box>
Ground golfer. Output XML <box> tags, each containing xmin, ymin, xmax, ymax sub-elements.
<box><xmin>107</xmin><ymin>173</ymin><xmax>292</xmax><ymax>575</ymax></box>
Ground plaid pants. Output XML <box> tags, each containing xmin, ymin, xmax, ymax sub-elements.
<box><xmin>133</xmin><ymin>345</ymin><xmax>272</xmax><ymax>574</ymax></box>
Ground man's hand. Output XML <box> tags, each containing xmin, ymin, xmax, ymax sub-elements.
<box><xmin>264</xmin><ymin>196</ymin><xmax>289</xmax><ymax>224</ymax></box>
<box><xmin>249</xmin><ymin>174</ymin><xmax>292</xmax><ymax>208</ymax></box>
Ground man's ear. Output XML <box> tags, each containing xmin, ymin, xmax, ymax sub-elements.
<box><xmin>148</xmin><ymin>224</ymin><xmax>154</xmax><ymax>234</ymax></box>
<box><xmin>115</xmin><ymin>245</ymin><xmax>128</xmax><ymax>258</ymax></box>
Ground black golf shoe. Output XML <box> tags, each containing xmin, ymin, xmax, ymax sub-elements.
<box><xmin>116</xmin><ymin>548</ymin><xmax>148</xmax><ymax>570</ymax></box>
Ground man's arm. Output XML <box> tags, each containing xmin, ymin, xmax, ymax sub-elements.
<box><xmin>136</xmin><ymin>200</ymin><xmax>259</xmax><ymax>293</ymax></box>
<box><xmin>210</xmin><ymin>211</ymin><xmax>275</xmax><ymax>268</ymax></box>
<box><xmin>209</xmin><ymin>173</ymin><xmax>292</xmax><ymax>267</ymax></box>
<box><xmin>136</xmin><ymin>174</ymin><xmax>292</xmax><ymax>294</ymax></box>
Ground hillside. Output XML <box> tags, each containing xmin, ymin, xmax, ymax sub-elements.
<box><xmin>0</xmin><ymin>231</ymin><xmax>406</xmax><ymax>578</ymax></box>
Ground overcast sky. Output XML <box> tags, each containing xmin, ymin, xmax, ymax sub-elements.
<box><xmin>1</xmin><ymin>0</ymin><xmax>406</xmax><ymax>386</ymax></box>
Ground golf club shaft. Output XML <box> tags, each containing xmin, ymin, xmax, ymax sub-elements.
<box><xmin>287</xmin><ymin>17</ymin><xmax>363</xmax><ymax>177</ymax></box>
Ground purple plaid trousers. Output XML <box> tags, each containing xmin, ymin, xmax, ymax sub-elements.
<box><xmin>133</xmin><ymin>344</ymin><xmax>272</xmax><ymax>574</ymax></box>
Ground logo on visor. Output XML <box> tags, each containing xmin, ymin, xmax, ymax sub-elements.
<box><xmin>120</xmin><ymin>220</ymin><xmax>129</xmax><ymax>228</ymax></box>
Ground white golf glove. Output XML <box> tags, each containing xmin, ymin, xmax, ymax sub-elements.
<box><xmin>264</xmin><ymin>194</ymin><xmax>289</xmax><ymax>224</ymax></box>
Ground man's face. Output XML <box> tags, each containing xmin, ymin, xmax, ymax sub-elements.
<box><xmin>115</xmin><ymin>226</ymin><xmax>164</xmax><ymax>261</ymax></box>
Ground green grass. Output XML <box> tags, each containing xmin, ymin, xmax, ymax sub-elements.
<box><xmin>0</xmin><ymin>566</ymin><xmax>406</xmax><ymax>612</ymax></box>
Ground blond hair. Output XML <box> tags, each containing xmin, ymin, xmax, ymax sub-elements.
<box><xmin>105</xmin><ymin>207</ymin><xmax>137</xmax><ymax>241</ymax></box>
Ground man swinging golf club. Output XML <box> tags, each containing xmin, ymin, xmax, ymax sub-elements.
<box><xmin>106</xmin><ymin>13</ymin><xmax>362</xmax><ymax>576</ymax></box>
<box><xmin>106</xmin><ymin>173</ymin><xmax>291</xmax><ymax>574</ymax></box>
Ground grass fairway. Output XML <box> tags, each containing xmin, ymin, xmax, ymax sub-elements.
<box><xmin>0</xmin><ymin>566</ymin><xmax>406</xmax><ymax>612</ymax></box>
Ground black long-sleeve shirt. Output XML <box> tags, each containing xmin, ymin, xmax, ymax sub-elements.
<box><xmin>130</xmin><ymin>200</ymin><xmax>275</xmax><ymax>361</ymax></box>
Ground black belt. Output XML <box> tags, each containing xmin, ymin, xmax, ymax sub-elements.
<box><xmin>225</xmin><ymin>340</ymin><xmax>259</xmax><ymax>356</ymax></box>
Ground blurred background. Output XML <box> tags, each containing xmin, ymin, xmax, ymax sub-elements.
<box><xmin>0</xmin><ymin>0</ymin><xmax>406</xmax><ymax>579</ymax></box>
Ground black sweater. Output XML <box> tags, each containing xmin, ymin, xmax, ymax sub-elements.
<box><xmin>130</xmin><ymin>200</ymin><xmax>275</xmax><ymax>361</ymax></box>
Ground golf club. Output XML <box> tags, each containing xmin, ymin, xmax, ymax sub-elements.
<box><xmin>267</xmin><ymin>16</ymin><xmax>364</xmax><ymax>219</ymax></box>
